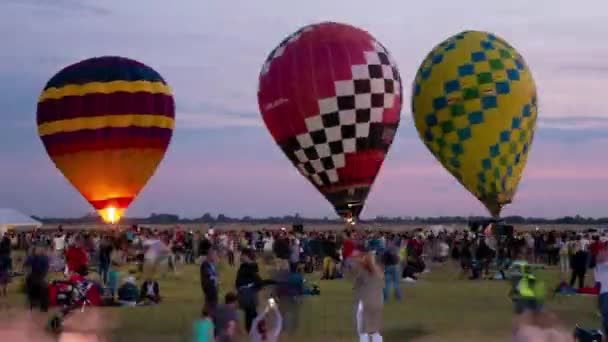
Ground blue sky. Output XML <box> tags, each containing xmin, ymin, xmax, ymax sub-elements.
<box><xmin>2</xmin><ymin>0</ymin><xmax>608</xmax><ymax>219</ymax></box>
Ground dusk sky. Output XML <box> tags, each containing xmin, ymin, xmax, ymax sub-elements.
<box><xmin>2</xmin><ymin>0</ymin><xmax>608</xmax><ymax>219</ymax></box>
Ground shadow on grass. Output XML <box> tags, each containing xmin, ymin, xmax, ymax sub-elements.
<box><xmin>384</xmin><ymin>325</ymin><xmax>429</xmax><ymax>341</ymax></box>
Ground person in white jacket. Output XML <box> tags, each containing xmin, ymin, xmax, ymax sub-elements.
<box><xmin>250</xmin><ymin>298</ymin><xmax>282</xmax><ymax>342</ymax></box>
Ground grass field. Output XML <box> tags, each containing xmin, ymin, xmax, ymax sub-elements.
<box><xmin>0</xmin><ymin>260</ymin><xmax>600</xmax><ymax>341</ymax></box>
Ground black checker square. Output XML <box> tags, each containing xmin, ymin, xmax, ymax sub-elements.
<box><xmin>356</xmin><ymin>109</ymin><xmax>371</xmax><ymax>123</ymax></box>
<box><xmin>321</xmin><ymin>156</ymin><xmax>335</xmax><ymax>170</ymax></box>
<box><xmin>337</xmin><ymin>95</ymin><xmax>356</xmax><ymax>110</ymax></box>
<box><xmin>354</xmin><ymin>79</ymin><xmax>371</xmax><ymax>94</ymax></box>
<box><xmin>371</xmin><ymin>93</ymin><xmax>384</xmax><ymax>108</ymax></box>
<box><xmin>384</xmin><ymin>79</ymin><xmax>394</xmax><ymax>93</ymax></box>
<box><xmin>329</xmin><ymin>140</ymin><xmax>344</xmax><ymax>154</ymax></box>
<box><xmin>303</xmin><ymin>146</ymin><xmax>319</xmax><ymax>160</ymax></box>
<box><xmin>321</xmin><ymin>112</ymin><xmax>340</xmax><ymax>127</ymax></box>
<box><xmin>341</xmin><ymin>124</ymin><xmax>356</xmax><ymax>139</ymax></box>
<box><xmin>309</xmin><ymin>130</ymin><xmax>327</xmax><ymax>144</ymax></box>
<box><xmin>368</xmin><ymin>64</ymin><xmax>383</xmax><ymax>78</ymax></box>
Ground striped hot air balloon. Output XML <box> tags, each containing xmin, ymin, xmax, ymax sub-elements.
<box><xmin>36</xmin><ymin>56</ymin><xmax>175</xmax><ymax>223</ymax></box>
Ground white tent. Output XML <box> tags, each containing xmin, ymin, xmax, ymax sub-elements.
<box><xmin>0</xmin><ymin>208</ymin><xmax>42</xmax><ymax>235</ymax></box>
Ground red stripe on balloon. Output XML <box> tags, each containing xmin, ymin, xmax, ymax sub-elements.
<box><xmin>37</xmin><ymin>92</ymin><xmax>175</xmax><ymax>125</ymax></box>
<box><xmin>41</xmin><ymin>126</ymin><xmax>172</xmax><ymax>156</ymax></box>
<box><xmin>89</xmin><ymin>197</ymin><xmax>133</xmax><ymax>210</ymax></box>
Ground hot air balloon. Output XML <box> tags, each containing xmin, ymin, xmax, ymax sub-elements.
<box><xmin>37</xmin><ymin>56</ymin><xmax>175</xmax><ymax>224</ymax></box>
<box><xmin>258</xmin><ymin>22</ymin><xmax>402</xmax><ymax>222</ymax></box>
<box><xmin>411</xmin><ymin>31</ymin><xmax>537</xmax><ymax>217</ymax></box>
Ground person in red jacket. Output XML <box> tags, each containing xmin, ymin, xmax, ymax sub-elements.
<box><xmin>65</xmin><ymin>238</ymin><xmax>88</xmax><ymax>276</ymax></box>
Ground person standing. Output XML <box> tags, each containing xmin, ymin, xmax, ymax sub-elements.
<box><xmin>381</xmin><ymin>243</ymin><xmax>401</xmax><ymax>301</ymax></box>
<box><xmin>595</xmin><ymin>249</ymin><xmax>608</xmax><ymax>336</ymax></box>
<box><xmin>98</xmin><ymin>236</ymin><xmax>113</xmax><ymax>285</ymax></box>
<box><xmin>236</xmin><ymin>249</ymin><xmax>268</xmax><ymax>332</ymax></box>
<box><xmin>24</xmin><ymin>245</ymin><xmax>50</xmax><ymax>312</ymax></box>
<box><xmin>570</xmin><ymin>236</ymin><xmax>588</xmax><ymax>289</ymax></box>
<box><xmin>347</xmin><ymin>248</ymin><xmax>385</xmax><ymax>342</ymax></box>
<box><xmin>201</xmin><ymin>249</ymin><xmax>220</xmax><ymax>315</ymax></box>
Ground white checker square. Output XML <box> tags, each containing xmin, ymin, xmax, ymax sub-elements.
<box><xmin>315</xmin><ymin>143</ymin><xmax>331</xmax><ymax>158</ymax></box>
<box><xmin>356</xmin><ymin>122</ymin><xmax>370</xmax><ymax>138</ymax></box>
<box><xmin>296</xmin><ymin>134</ymin><xmax>313</xmax><ymax>148</ymax></box>
<box><xmin>325</xmin><ymin>126</ymin><xmax>342</xmax><ymax>142</ymax></box>
<box><xmin>370</xmin><ymin>78</ymin><xmax>385</xmax><ymax>93</ymax></box>
<box><xmin>310</xmin><ymin>159</ymin><xmax>323</xmax><ymax>172</ymax></box>
<box><xmin>343</xmin><ymin>138</ymin><xmax>356</xmax><ymax>153</ymax></box>
<box><xmin>384</xmin><ymin>93</ymin><xmax>395</xmax><ymax>108</ymax></box>
<box><xmin>338</xmin><ymin>110</ymin><xmax>356</xmax><ymax>125</ymax></box>
<box><xmin>382</xmin><ymin>65</ymin><xmax>394</xmax><ymax>80</ymax></box>
<box><xmin>370</xmin><ymin>108</ymin><xmax>384</xmax><ymax>123</ymax></box>
<box><xmin>294</xmin><ymin>149</ymin><xmax>308</xmax><ymax>163</ymax></box>
<box><xmin>355</xmin><ymin>94</ymin><xmax>371</xmax><ymax>109</ymax></box>
<box><xmin>331</xmin><ymin>154</ymin><xmax>345</xmax><ymax>168</ymax></box>
<box><xmin>364</xmin><ymin>51</ymin><xmax>381</xmax><ymax>65</ymax></box>
<box><xmin>335</xmin><ymin>80</ymin><xmax>355</xmax><ymax>96</ymax></box>
<box><xmin>305</xmin><ymin>115</ymin><xmax>324</xmax><ymax>132</ymax></box>
<box><xmin>318</xmin><ymin>97</ymin><xmax>338</xmax><ymax>115</ymax></box>
<box><xmin>351</xmin><ymin>64</ymin><xmax>370</xmax><ymax>79</ymax></box>
<box><xmin>326</xmin><ymin>169</ymin><xmax>339</xmax><ymax>183</ymax></box>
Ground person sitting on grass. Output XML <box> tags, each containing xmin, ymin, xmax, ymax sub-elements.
<box><xmin>117</xmin><ymin>275</ymin><xmax>139</xmax><ymax>307</ymax></box>
<box><xmin>140</xmin><ymin>278</ymin><xmax>161</xmax><ymax>304</ymax></box>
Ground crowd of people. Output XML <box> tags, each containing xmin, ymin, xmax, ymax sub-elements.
<box><xmin>1</xmin><ymin>224</ymin><xmax>607</xmax><ymax>340</ymax></box>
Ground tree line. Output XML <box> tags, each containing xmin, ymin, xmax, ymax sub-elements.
<box><xmin>33</xmin><ymin>213</ymin><xmax>608</xmax><ymax>226</ymax></box>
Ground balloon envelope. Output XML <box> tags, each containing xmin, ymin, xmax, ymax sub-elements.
<box><xmin>258</xmin><ymin>22</ymin><xmax>402</xmax><ymax>220</ymax></box>
<box><xmin>37</xmin><ymin>56</ymin><xmax>175</xmax><ymax>223</ymax></box>
<box><xmin>411</xmin><ymin>31</ymin><xmax>537</xmax><ymax>217</ymax></box>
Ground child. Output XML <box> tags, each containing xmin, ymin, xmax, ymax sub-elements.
<box><xmin>107</xmin><ymin>261</ymin><xmax>120</xmax><ymax>298</ymax></box>
<box><xmin>193</xmin><ymin>308</ymin><xmax>215</xmax><ymax>342</ymax></box>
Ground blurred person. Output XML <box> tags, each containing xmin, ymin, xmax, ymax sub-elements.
<box><xmin>381</xmin><ymin>243</ymin><xmax>401</xmax><ymax>301</ymax></box>
<box><xmin>65</xmin><ymin>238</ymin><xmax>88</xmax><ymax>277</ymax></box>
<box><xmin>570</xmin><ymin>236</ymin><xmax>588</xmax><ymax>289</ymax></box>
<box><xmin>346</xmin><ymin>249</ymin><xmax>384</xmax><ymax>342</ymax></box>
<box><xmin>558</xmin><ymin>236</ymin><xmax>569</xmax><ymax>276</ymax></box>
<box><xmin>53</xmin><ymin>231</ymin><xmax>66</xmax><ymax>260</ymax></box>
<box><xmin>140</xmin><ymin>278</ymin><xmax>161</xmax><ymax>304</ymax></box>
<box><xmin>201</xmin><ymin>248</ymin><xmax>220</xmax><ymax>314</ymax></box>
<box><xmin>236</xmin><ymin>248</ymin><xmax>274</xmax><ymax>332</ymax></box>
<box><xmin>24</xmin><ymin>245</ymin><xmax>50</xmax><ymax>312</ymax></box>
<box><xmin>214</xmin><ymin>292</ymin><xmax>243</xmax><ymax>342</ymax></box>
<box><xmin>511</xmin><ymin>265</ymin><xmax>546</xmax><ymax>315</ymax></box>
<box><xmin>117</xmin><ymin>275</ymin><xmax>139</xmax><ymax>306</ymax></box>
<box><xmin>512</xmin><ymin>310</ymin><xmax>573</xmax><ymax>342</ymax></box>
<box><xmin>250</xmin><ymin>298</ymin><xmax>282</xmax><ymax>342</ymax></box>
<box><xmin>595</xmin><ymin>249</ymin><xmax>608</xmax><ymax>335</ymax></box>
<box><xmin>193</xmin><ymin>307</ymin><xmax>215</xmax><ymax>342</ymax></box>
<box><xmin>98</xmin><ymin>235</ymin><xmax>113</xmax><ymax>285</ymax></box>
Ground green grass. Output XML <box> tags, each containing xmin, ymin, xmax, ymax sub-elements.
<box><xmin>0</xmin><ymin>261</ymin><xmax>600</xmax><ymax>341</ymax></box>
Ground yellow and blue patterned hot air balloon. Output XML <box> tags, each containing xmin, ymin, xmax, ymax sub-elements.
<box><xmin>411</xmin><ymin>31</ymin><xmax>537</xmax><ymax>217</ymax></box>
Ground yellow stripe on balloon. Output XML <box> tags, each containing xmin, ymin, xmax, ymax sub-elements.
<box><xmin>37</xmin><ymin>114</ymin><xmax>175</xmax><ymax>136</ymax></box>
<box><xmin>38</xmin><ymin>80</ymin><xmax>172</xmax><ymax>102</ymax></box>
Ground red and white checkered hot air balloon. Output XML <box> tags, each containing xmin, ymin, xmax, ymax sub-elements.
<box><xmin>258</xmin><ymin>22</ymin><xmax>402</xmax><ymax>222</ymax></box>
